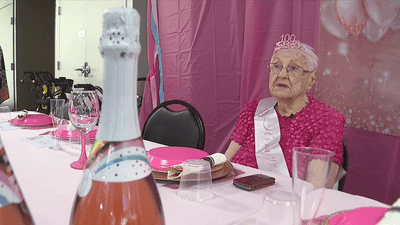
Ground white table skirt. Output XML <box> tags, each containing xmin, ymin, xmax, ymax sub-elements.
<box><xmin>0</xmin><ymin>113</ymin><xmax>388</xmax><ymax>225</ymax></box>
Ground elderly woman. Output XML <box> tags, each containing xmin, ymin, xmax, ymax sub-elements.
<box><xmin>225</xmin><ymin>34</ymin><xmax>344</xmax><ymax>187</ymax></box>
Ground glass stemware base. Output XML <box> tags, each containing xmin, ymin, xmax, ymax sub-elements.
<box><xmin>70</xmin><ymin>155</ymin><xmax>88</xmax><ymax>170</ymax></box>
<box><xmin>70</xmin><ymin>133</ymin><xmax>89</xmax><ymax>170</ymax></box>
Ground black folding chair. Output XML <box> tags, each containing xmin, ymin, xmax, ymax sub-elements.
<box><xmin>338</xmin><ymin>140</ymin><xmax>348</xmax><ymax>191</ymax></box>
<box><xmin>142</xmin><ymin>100</ymin><xmax>205</xmax><ymax>150</ymax></box>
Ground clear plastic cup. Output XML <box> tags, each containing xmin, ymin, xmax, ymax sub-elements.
<box><xmin>176</xmin><ymin>159</ymin><xmax>214</xmax><ymax>201</ymax></box>
<box><xmin>0</xmin><ymin>105</ymin><xmax>11</xmax><ymax>122</ymax></box>
<box><xmin>256</xmin><ymin>190</ymin><xmax>301</xmax><ymax>225</ymax></box>
<box><xmin>292</xmin><ymin>147</ymin><xmax>334</xmax><ymax>224</ymax></box>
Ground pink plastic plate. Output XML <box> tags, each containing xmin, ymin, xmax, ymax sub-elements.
<box><xmin>52</xmin><ymin>125</ymin><xmax>98</xmax><ymax>140</ymax></box>
<box><xmin>147</xmin><ymin>147</ymin><xmax>209</xmax><ymax>172</ymax></box>
<box><xmin>325</xmin><ymin>207</ymin><xmax>388</xmax><ymax>225</ymax></box>
<box><xmin>10</xmin><ymin>114</ymin><xmax>53</xmax><ymax>127</ymax></box>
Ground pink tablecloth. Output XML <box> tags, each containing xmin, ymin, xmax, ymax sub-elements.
<box><xmin>0</xmin><ymin>115</ymin><xmax>389</xmax><ymax>225</ymax></box>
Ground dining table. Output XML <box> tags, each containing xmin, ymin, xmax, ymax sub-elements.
<box><xmin>0</xmin><ymin>111</ymin><xmax>389</xmax><ymax>225</ymax></box>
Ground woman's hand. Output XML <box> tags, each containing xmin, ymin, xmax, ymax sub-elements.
<box><xmin>306</xmin><ymin>161</ymin><xmax>339</xmax><ymax>189</ymax></box>
<box><xmin>224</xmin><ymin>141</ymin><xmax>242</xmax><ymax>161</ymax></box>
<box><xmin>327</xmin><ymin>163</ymin><xmax>339</xmax><ymax>189</ymax></box>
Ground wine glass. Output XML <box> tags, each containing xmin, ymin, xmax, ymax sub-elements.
<box><xmin>49</xmin><ymin>99</ymin><xmax>65</xmax><ymax>150</ymax></box>
<box><xmin>68</xmin><ymin>91</ymin><xmax>100</xmax><ymax>170</ymax></box>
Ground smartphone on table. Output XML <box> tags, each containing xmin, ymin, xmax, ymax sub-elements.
<box><xmin>233</xmin><ymin>174</ymin><xmax>275</xmax><ymax>191</ymax></box>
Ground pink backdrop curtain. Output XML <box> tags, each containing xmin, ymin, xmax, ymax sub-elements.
<box><xmin>140</xmin><ymin>0</ymin><xmax>321</xmax><ymax>155</ymax></box>
<box><xmin>139</xmin><ymin>0</ymin><xmax>159</xmax><ymax>130</ymax></box>
<box><xmin>240</xmin><ymin>0</ymin><xmax>320</xmax><ymax>108</ymax></box>
<box><xmin>140</xmin><ymin>0</ymin><xmax>400</xmax><ymax>206</ymax></box>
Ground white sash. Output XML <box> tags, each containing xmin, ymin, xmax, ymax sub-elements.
<box><xmin>254</xmin><ymin>98</ymin><xmax>290</xmax><ymax>177</ymax></box>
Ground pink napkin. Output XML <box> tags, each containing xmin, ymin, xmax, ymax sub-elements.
<box><xmin>328</xmin><ymin>207</ymin><xmax>388</xmax><ymax>225</ymax></box>
<box><xmin>377</xmin><ymin>198</ymin><xmax>400</xmax><ymax>225</ymax></box>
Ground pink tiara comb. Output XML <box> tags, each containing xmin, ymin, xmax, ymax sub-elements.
<box><xmin>273</xmin><ymin>34</ymin><xmax>305</xmax><ymax>54</ymax></box>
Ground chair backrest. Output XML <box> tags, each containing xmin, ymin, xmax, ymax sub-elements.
<box><xmin>338</xmin><ymin>140</ymin><xmax>348</xmax><ymax>191</ymax></box>
<box><xmin>142</xmin><ymin>100</ymin><xmax>206</xmax><ymax>150</ymax></box>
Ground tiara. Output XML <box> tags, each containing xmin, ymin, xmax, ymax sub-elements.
<box><xmin>273</xmin><ymin>34</ymin><xmax>305</xmax><ymax>54</ymax></box>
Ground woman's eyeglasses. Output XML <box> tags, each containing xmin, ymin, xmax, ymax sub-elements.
<box><xmin>268</xmin><ymin>63</ymin><xmax>312</xmax><ymax>77</ymax></box>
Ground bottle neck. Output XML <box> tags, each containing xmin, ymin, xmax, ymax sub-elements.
<box><xmin>96</xmin><ymin>54</ymin><xmax>141</xmax><ymax>141</ymax></box>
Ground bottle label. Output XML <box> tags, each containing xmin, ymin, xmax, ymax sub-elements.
<box><xmin>0</xmin><ymin>179</ymin><xmax>23</xmax><ymax>207</ymax></box>
<box><xmin>0</xmin><ymin>139</ymin><xmax>23</xmax><ymax>208</ymax></box>
<box><xmin>78</xmin><ymin>146</ymin><xmax>151</xmax><ymax>197</ymax></box>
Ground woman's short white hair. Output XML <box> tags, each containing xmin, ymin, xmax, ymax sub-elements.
<box><xmin>270</xmin><ymin>43</ymin><xmax>319</xmax><ymax>72</ymax></box>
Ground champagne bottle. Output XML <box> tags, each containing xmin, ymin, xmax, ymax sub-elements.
<box><xmin>0</xmin><ymin>136</ymin><xmax>34</xmax><ymax>224</ymax></box>
<box><xmin>69</xmin><ymin>7</ymin><xmax>165</xmax><ymax>225</ymax></box>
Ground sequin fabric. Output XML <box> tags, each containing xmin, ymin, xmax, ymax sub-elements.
<box><xmin>231</xmin><ymin>97</ymin><xmax>345</xmax><ymax>175</ymax></box>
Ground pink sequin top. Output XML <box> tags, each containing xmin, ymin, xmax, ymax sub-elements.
<box><xmin>231</xmin><ymin>97</ymin><xmax>345</xmax><ymax>175</ymax></box>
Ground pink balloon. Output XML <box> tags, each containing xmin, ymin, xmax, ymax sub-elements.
<box><xmin>364</xmin><ymin>0</ymin><xmax>400</xmax><ymax>29</ymax></box>
<box><xmin>362</xmin><ymin>18</ymin><xmax>389</xmax><ymax>42</ymax></box>
<box><xmin>335</xmin><ymin>0</ymin><xmax>369</xmax><ymax>36</ymax></box>
<box><xmin>320</xmin><ymin>0</ymin><xmax>349</xmax><ymax>39</ymax></box>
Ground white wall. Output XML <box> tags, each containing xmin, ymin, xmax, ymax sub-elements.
<box><xmin>0</xmin><ymin>0</ymin><xmax>15</xmax><ymax>109</ymax></box>
<box><xmin>54</xmin><ymin>0</ymin><xmax>147</xmax><ymax>98</ymax></box>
